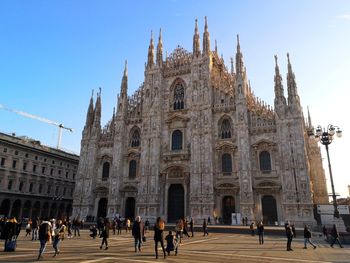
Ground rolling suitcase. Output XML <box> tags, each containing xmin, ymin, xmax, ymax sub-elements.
<box><xmin>5</xmin><ymin>237</ymin><xmax>17</xmax><ymax>252</ymax></box>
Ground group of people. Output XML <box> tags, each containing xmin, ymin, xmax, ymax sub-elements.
<box><xmin>1</xmin><ymin>215</ymin><xmax>347</xmax><ymax>260</ymax></box>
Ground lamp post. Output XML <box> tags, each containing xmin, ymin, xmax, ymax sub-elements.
<box><xmin>309</xmin><ymin>124</ymin><xmax>342</xmax><ymax>218</ymax></box>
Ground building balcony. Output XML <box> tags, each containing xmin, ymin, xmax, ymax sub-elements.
<box><xmin>163</xmin><ymin>149</ymin><xmax>190</xmax><ymax>162</ymax></box>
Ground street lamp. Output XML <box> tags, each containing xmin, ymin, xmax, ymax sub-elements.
<box><xmin>309</xmin><ymin>124</ymin><xmax>342</xmax><ymax>218</ymax></box>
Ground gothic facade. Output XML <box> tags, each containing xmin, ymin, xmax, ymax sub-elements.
<box><xmin>73</xmin><ymin>18</ymin><xmax>328</xmax><ymax>226</ymax></box>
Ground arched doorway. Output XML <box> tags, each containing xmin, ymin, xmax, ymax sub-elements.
<box><xmin>50</xmin><ymin>203</ymin><xmax>57</xmax><ymax>218</ymax></box>
<box><xmin>42</xmin><ymin>202</ymin><xmax>49</xmax><ymax>218</ymax></box>
<box><xmin>12</xmin><ymin>199</ymin><xmax>21</xmax><ymax>218</ymax></box>
<box><xmin>261</xmin><ymin>195</ymin><xmax>278</xmax><ymax>225</ymax></box>
<box><xmin>0</xmin><ymin>199</ymin><xmax>11</xmax><ymax>217</ymax></box>
<box><xmin>222</xmin><ymin>196</ymin><xmax>235</xmax><ymax>224</ymax></box>
<box><xmin>58</xmin><ymin>203</ymin><xmax>65</xmax><ymax>219</ymax></box>
<box><xmin>97</xmin><ymin>198</ymin><xmax>108</xmax><ymax>218</ymax></box>
<box><xmin>66</xmin><ymin>204</ymin><xmax>72</xmax><ymax>218</ymax></box>
<box><xmin>32</xmin><ymin>201</ymin><xmax>41</xmax><ymax>219</ymax></box>
<box><xmin>168</xmin><ymin>184</ymin><xmax>184</xmax><ymax>222</ymax></box>
<box><xmin>125</xmin><ymin>197</ymin><xmax>135</xmax><ymax>220</ymax></box>
<box><xmin>22</xmin><ymin>200</ymin><xmax>31</xmax><ymax>218</ymax></box>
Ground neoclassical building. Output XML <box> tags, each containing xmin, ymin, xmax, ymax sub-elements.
<box><xmin>73</xmin><ymin>18</ymin><xmax>328</xmax><ymax>225</ymax></box>
<box><xmin>0</xmin><ymin>132</ymin><xmax>78</xmax><ymax>219</ymax></box>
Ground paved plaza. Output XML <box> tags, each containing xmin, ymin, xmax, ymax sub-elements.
<box><xmin>1</xmin><ymin>228</ymin><xmax>349</xmax><ymax>263</ymax></box>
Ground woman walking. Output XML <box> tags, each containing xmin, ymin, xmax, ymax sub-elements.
<box><xmin>52</xmin><ymin>220</ymin><xmax>66</xmax><ymax>256</ymax></box>
<box><xmin>153</xmin><ymin>217</ymin><xmax>166</xmax><ymax>259</ymax></box>
<box><xmin>100</xmin><ymin>218</ymin><xmax>110</xmax><ymax>250</ymax></box>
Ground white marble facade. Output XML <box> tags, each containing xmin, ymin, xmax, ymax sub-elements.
<box><xmin>72</xmin><ymin>19</ymin><xmax>328</xmax><ymax>226</ymax></box>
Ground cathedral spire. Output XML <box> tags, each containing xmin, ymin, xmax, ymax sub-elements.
<box><xmin>274</xmin><ymin>55</ymin><xmax>286</xmax><ymax>106</ymax></box>
<box><xmin>202</xmin><ymin>16</ymin><xmax>210</xmax><ymax>56</ymax></box>
<box><xmin>121</xmin><ymin>60</ymin><xmax>128</xmax><ymax>98</ymax></box>
<box><xmin>85</xmin><ymin>89</ymin><xmax>94</xmax><ymax>128</ymax></box>
<box><xmin>147</xmin><ymin>31</ymin><xmax>155</xmax><ymax>69</ymax></box>
<box><xmin>156</xmin><ymin>28</ymin><xmax>163</xmax><ymax>67</ymax></box>
<box><xmin>307</xmin><ymin>106</ymin><xmax>313</xmax><ymax>129</ymax></box>
<box><xmin>235</xmin><ymin>34</ymin><xmax>244</xmax><ymax>76</ymax></box>
<box><xmin>193</xmin><ymin>18</ymin><xmax>201</xmax><ymax>58</ymax></box>
<box><xmin>230</xmin><ymin>57</ymin><xmax>234</xmax><ymax>75</ymax></box>
<box><xmin>286</xmin><ymin>53</ymin><xmax>300</xmax><ymax>105</ymax></box>
<box><xmin>215</xmin><ymin>39</ymin><xmax>218</xmax><ymax>54</ymax></box>
<box><xmin>94</xmin><ymin>87</ymin><xmax>101</xmax><ymax>127</ymax></box>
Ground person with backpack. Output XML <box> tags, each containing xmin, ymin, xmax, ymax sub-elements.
<box><xmin>37</xmin><ymin>218</ymin><xmax>52</xmax><ymax>260</ymax></box>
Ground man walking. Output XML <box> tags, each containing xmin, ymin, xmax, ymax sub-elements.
<box><xmin>37</xmin><ymin>218</ymin><xmax>52</xmax><ymax>260</ymax></box>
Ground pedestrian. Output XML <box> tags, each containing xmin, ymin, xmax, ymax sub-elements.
<box><xmin>322</xmin><ymin>225</ymin><xmax>327</xmax><ymax>240</ymax></box>
<box><xmin>257</xmin><ymin>221</ymin><xmax>264</xmax><ymax>244</ymax></box>
<box><xmin>145</xmin><ymin>219</ymin><xmax>150</xmax><ymax>233</ymax></box>
<box><xmin>153</xmin><ymin>217</ymin><xmax>166</xmax><ymax>259</ymax></box>
<box><xmin>31</xmin><ymin>217</ymin><xmax>39</xmax><ymax>241</ymax></box>
<box><xmin>291</xmin><ymin>224</ymin><xmax>296</xmax><ymax>238</ymax></box>
<box><xmin>165</xmin><ymin>231</ymin><xmax>178</xmax><ymax>256</ymax></box>
<box><xmin>285</xmin><ymin>223</ymin><xmax>293</xmax><ymax>251</ymax></box>
<box><xmin>37</xmin><ymin>218</ymin><xmax>52</xmax><ymax>260</ymax></box>
<box><xmin>132</xmin><ymin>216</ymin><xmax>145</xmax><ymax>253</ymax></box>
<box><xmin>330</xmin><ymin>224</ymin><xmax>343</xmax><ymax>248</ymax></box>
<box><xmin>126</xmin><ymin>218</ymin><xmax>131</xmax><ymax>233</ymax></box>
<box><xmin>183</xmin><ymin>218</ymin><xmax>190</xmax><ymax>238</ymax></box>
<box><xmin>175</xmin><ymin>219</ymin><xmax>184</xmax><ymax>243</ymax></box>
<box><xmin>112</xmin><ymin>218</ymin><xmax>116</xmax><ymax>235</ymax></box>
<box><xmin>89</xmin><ymin>225</ymin><xmax>97</xmax><ymax>239</ymax></box>
<box><xmin>242</xmin><ymin>217</ymin><xmax>245</xmax><ymax>226</ymax></box>
<box><xmin>245</xmin><ymin>217</ymin><xmax>248</xmax><ymax>226</ymax></box>
<box><xmin>26</xmin><ymin>219</ymin><xmax>32</xmax><ymax>237</ymax></box>
<box><xmin>100</xmin><ymin>218</ymin><xmax>110</xmax><ymax>250</ymax></box>
<box><xmin>207</xmin><ymin>216</ymin><xmax>211</xmax><ymax>225</ymax></box>
<box><xmin>189</xmin><ymin>218</ymin><xmax>194</xmax><ymax>237</ymax></box>
<box><xmin>303</xmin><ymin>224</ymin><xmax>316</xmax><ymax>249</ymax></box>
<box><xmin>250</xmin><ymin>222</ymin><xmax>255</xmax><ymax>236</ymax></box>
<box><xmin>117</xmin><ymin>217</ymin><xmax>122</xmax><ymax>235</ymax></box>
<box><xmin>3</xmin><ymin>217</ymin><xmax>17</xmax><ymax>252</ymax></box>
<box><xmin>52</xmin><ymin>220</ymin><xmax>66</xmax><ymax>257</ymax></box>
<box><xmin>67</xmin><ymin>219</ymin><xmax>73</xmax><ymax>238</ymax></box>
<box><xmin>73</xmin><ymin>217</ymin><xmax>80</xmax><ymax>237</ymax></box>
<box><xmin>203</xmin><ymin>218</ymin><xmax>209</xmax><ymax>236</ymax></box>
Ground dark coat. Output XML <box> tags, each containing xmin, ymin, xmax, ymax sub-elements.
<box><xmin>132</xmin><ymin>221</ymin><xmax>144</xmax><ymax>239</ymax></box>
<box><xmin>331</xmin><ymin>226</ymin><xmax>339</xmax><ymax>238</ymax></box>
<box><xmin>153</xmin><ymin>225</ymin><xmax>164</xmax><ymax>241</ymax></box>
<box><xmin>304</xmin><ymin>228</ymin><xmax>311</xmax><ymax>238</ymax></box>
<box><xmin>1</xmin><ymin>221</ymin><xmax>16</xmax><ymax>240</ymax></box>
<box><xmin>101</xmin><ymin>223</ymin><xmax>110</xmax><ymax>238</ymax></box>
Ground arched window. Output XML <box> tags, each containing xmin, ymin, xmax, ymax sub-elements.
<box><xmin>130</xmin><ymin>129</ymin><xmax>140</xmax><ymax>147</ymax></box>
<box><xmin>173</xmin><ymin>83</ymin><xmax>184</xmax><ymax>110</ymax></box>
<box><xmin>171</xmin><ymin>130</ymin><xmax>183</xmax><ymax>150</ymax></box>
<box><xmin>221</xmin><ymin>119</ymin><xmax>232</xmax><ymax>139</ymax></box>
<box><xmin>259</xmin><ymin>151</ymin><xmax>271</xmax><ymax>171</ymax></box>
<box><xmin>222</xmin><ymin>153</ymin><xmax>232</xmax><ymax>174</ymax></box>
<box><xmin>102</xmin><ymin>162</ymin><xmax>110</xmax><ymax>180</ymax></box>
<box><xmin>129</xmin><ymin>160</ymin><xmax>137</xmax><ymax>179</ymax></box>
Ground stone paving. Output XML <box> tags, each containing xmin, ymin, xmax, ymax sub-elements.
<box><xmin>1</xmin><ymin>229</ymin><xmax>349</xmax><ymax>263</ymax></box>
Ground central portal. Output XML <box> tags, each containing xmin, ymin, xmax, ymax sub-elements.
<box><xmin>167</xmin><ymin>184</ymin><xmax>184</xmax><ymax>222</ymax></box>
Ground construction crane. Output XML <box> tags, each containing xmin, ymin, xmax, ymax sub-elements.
<box><xmin>0</xmin><ymin>103</ymin><xmax>73</xmax><ymax>149</ymax></box>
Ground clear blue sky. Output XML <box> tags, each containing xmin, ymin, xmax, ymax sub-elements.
<box><xmin>1</xmin><ymin>0</ymin><xmax>350</xmax><ymax>197</ymax></box>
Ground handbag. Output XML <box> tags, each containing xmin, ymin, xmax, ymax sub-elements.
<box><xmin>142</xmin><ymin>236</ymin><xmax>146</xmax><ymax>242</ymax></box>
